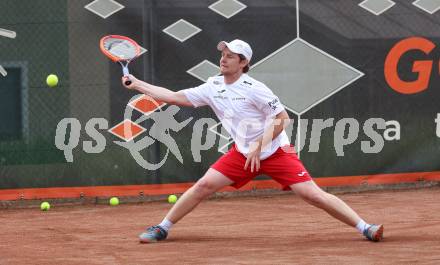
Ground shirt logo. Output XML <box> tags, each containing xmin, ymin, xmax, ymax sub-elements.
<box><xmin>268</xmin><ymin>98</ymin><xmax>279</xmax><ymax>110</ymax></box>
<box><xmin>214</xmin><ymin>95</ymin><xmax>228</xmax><ymax>100</ymax></box>
<box><xmin>217</xmin><ymin>89</ymin><xmax>226</xmax><ymax>93</ymax></box>
<box><xmin>243</xmin><ymin>80</ymin><xmax>253</xmax><ymax>86</ymax></box>
<box><xmin>213</xmin><ymin>81</ymin><xmax>221</xmax><ymax>85</ymax></box>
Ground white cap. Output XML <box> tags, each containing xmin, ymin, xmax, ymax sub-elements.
<box><xmin>217</xmin><ymin>39</ymin><xmax>253</xmax><ymax>62</ymax></box>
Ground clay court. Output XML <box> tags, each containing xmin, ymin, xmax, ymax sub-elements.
<box><xmin>1</xmin><ymin>187</ymin><xmax>439</xmax><ymax>265</ymax></box>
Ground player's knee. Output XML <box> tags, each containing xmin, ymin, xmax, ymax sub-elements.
<box><xmin>192</xmin><ymin>179</ymin><xmax>216</xmax><ymax>198</ymax></box>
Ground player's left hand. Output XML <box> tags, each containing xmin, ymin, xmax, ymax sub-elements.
<box><xmin>244</xmin><ymin>142</ymin><xmax>261</xmax><ymax>173</ymax></box>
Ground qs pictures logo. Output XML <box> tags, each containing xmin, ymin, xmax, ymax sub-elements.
<box><xmin>385</xmin><ymin>37</ymin><xmax>439</xmax><ymax>94</ymax></box>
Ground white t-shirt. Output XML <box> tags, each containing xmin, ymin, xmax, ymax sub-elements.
<box><xmin>183</xmin><ymin>74</ymin><xmax>290</xmax><ymax>160</ymax></box>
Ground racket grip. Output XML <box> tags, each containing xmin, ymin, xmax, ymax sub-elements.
<box><xmin>122</xmin><ymin>65</ymin><xmax>131</xmax><ymax>85</ymax></box>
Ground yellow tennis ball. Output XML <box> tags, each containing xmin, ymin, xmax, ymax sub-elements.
<box><xmin>168</xmin><ymin>194</ymin><xmax>177</xmax><ymax>204</ymax></box>
<box><xmin>40</xmin><ymin>201</ymin><xmax>50</xmax><ymax>211</ymax></box>
<box><xmin>109</xmin><ymin>197</ymin><xmax>119</xmax><ymax>206</ymax></box>
<box><xmin>46</xmin><ymin>74</ymin><xmax>58</xmax><ymax>87</ymax></box>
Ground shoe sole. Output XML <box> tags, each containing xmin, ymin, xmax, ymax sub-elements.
<box><xmin>139</xmin><ymin>233</ymin><xmax>159</xmax><ymax>243</ymax></box>
<box><xmin>139</xmin><ymin>238</ymin><xmax>158</xmax><ymax>243</ymax></box>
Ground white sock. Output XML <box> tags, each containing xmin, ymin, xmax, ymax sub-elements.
<box><xmin>158</xmin><ymin>218</ymin><xmax>174</xmax><ymax>232</ymax></box>
<box><xmin>356</xmin><ymin>220</ymin><xmax>371</xmax><ymax>234</ymax></box>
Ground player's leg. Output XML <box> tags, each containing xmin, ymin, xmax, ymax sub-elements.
<box><xmin>139</xmin><ymin>168</ymin><xmax>233</xmax><ymax>243</ymax></box>
<box><xmin>290</xmin><ymin>180</ymin><xmax>383</xmax><ymax>241</ymax></box>
<box><xmin>164</xmin><ymin>168</ymin><xmax>233</xmax><ymax>224</ymax></box>
<box><xmin>261</xmin><ymin>146</ymin><xmax>383</xmax><ymax>241</ymax></box>
<box><xmin>164</xmin><ymin>144</ymin><xmax>254</xmax><ymax>226</ymax></box>
<box><xmin>290</xmin><ymin>180</ymin><xmax>360</xmax><ymax>226</ymax></box>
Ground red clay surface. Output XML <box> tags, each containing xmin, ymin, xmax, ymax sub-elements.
<box><xmin>1</xmin><ymin>188</ymin><xmax>440</xmax><ymax>265</ymax></box>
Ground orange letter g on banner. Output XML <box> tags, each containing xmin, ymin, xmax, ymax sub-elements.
<box><xmin>384</xmin><ymin>37</ymin><xmax>435</xmax><ymax>94</ymax></box>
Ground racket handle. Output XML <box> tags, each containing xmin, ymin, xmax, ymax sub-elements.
<box><xmin>122</xmin><ymin>65</ymin><xmax>131</xmax><ymax>86</ymax></box>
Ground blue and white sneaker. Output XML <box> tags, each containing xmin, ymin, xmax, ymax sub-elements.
<box><xmin>363</xmin><ymin>224</ymin><xmax>384</xmax><ymax>242</ymax></box>
<box><xmin>139</xmin><ymin>225</ymin><xmax>168</xmax><ymax>243</ymax></box>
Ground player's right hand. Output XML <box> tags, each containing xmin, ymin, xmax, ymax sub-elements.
<box><xmin>122</xmin><ymin>74</ymin><xmax>138</xmax><ymax>89</ymax></box>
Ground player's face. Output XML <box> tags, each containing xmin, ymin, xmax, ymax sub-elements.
<box><xmin>219</xmin><ymin>48</ymin><xmax>246</xmax><ymax>75</ymax></box>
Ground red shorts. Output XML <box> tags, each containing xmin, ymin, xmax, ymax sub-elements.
<box><xmin>211</xmin><ymin>145</ymin><xmax>312</xmax><ymax>190</ymax></box>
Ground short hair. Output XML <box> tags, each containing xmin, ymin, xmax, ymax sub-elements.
<box><xmin>238</xmin><ymin>54</ymin><xmax>250</xmax><ymax>73</ymax></box>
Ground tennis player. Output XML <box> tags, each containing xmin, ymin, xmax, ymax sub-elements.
<box><xmin>122</xmin><ymin>39</ymin><xmax>384</xmax><ymax>243</ymax></box>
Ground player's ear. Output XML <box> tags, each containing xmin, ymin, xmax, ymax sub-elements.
<box><xmin>239</xmin><ymin>59</ymin><xmax>248</xmax><ymax>68</ymax></box>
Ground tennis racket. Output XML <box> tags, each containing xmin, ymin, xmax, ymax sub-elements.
<box><xmin>100</xmin><ymin>35</ymin><xmax>141</xmax><ymax>86</ymax></box>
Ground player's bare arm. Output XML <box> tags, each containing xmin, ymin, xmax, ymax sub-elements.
<box><xmin>244</xmin><ymin>110</ymin><xmax>291</xmax><ymax>172</ymax></box>
<box><xmin>121</xmin><ymin>75</ymin><xmax>193</xmax><ymax>107</ymax></box>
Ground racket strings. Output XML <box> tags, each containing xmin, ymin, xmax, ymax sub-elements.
<box><xmin>103</xmin><ymin>38</ymin><xmax>138</xmax><ymax>60</ymax></box>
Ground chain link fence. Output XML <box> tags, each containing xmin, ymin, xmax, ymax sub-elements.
<box><xmin>0</xmin><ymin>0</ymin><xmax>439</xmax><ymax>190</ymax></box>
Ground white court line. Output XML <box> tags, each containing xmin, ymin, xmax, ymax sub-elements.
<box><xmin>0</xmin><ymin>28</ymin><xmax>16</xmax><ymax>39</ymax></box>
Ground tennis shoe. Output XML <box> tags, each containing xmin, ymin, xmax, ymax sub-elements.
<box><xmin>363</xmin><ymin>224</ymin><xmax>384</xmax><ymax>242</ymax></box>
<box><xmin>139</xmin><ymin>225</ymin><xmax>168</xmax><ymax>243</ymax></box>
